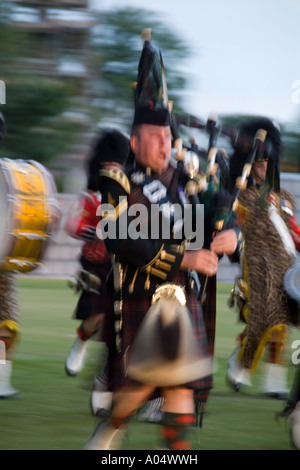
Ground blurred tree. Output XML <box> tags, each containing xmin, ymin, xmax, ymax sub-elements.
<box><xmin>280</xmin><ymin>122</ymin><xmax>300</xmax><ymax>173</ymax></box>
<box><xmin>0</xmin><ymin>3</ymin><xmax>195</xmax><ymax>190</ymax></box>
<box><xmin>1</xmin><ymin>2</ymin><xmax>298</xmax><ymax>186</ymax></box>
<box><xmin>2</xmin><ymin>79</ymin><xmax>77</xmax><ymax>163</ymax></box>
<box><xmin>0</xmin><ymin>2</ymin><xmax>79</xmax><ymax>178</ymax></box>
<box><xmin>88</xmin><ymin>7</ymin><xmax>192</xmax><ymax>133</ymax></box>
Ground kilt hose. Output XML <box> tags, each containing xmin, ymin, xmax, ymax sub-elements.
<box><xmin>101</xmin><ymin>271</ymin><xmax>213</xmax><ymax>404</ymax></box>
<box><xmin>72</xmin><ymin>256</ymin><xmax>111</xmax><ymax>321</ymax></box>
<box><xmin>194</xmin><ymin>274</ymin><xmax>217</xmax><ymax>427</ymax></box>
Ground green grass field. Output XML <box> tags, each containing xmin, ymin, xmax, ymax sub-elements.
<box><xmin>0</xmin><ymin>279</ymin><xmax>298</xmax><ymax>450</ymax></box>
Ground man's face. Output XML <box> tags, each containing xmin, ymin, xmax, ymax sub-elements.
<box><xmin>251</xmin><ymin>158</ymin><xmax>268</xmax><ymax>185</ymax></box>
<box><xmin>131</xmin><ymin>124</ymin><xmax>172</xmax><ymax>173</ymax></box>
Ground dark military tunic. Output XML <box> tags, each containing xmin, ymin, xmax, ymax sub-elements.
<box><xmin>99</xmin><ymin>160</ymin><xmax>243</xmax><ymax>394</ymax></box>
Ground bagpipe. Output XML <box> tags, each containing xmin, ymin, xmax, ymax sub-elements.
<box><xmin>170</xmin><ymin>109</ymin><xmax>236</xmax><ymax>208</ymax></box>
<box><xmin>126</xmin><ymin>29</ymin><xmax>285</xmax><ymax>387</ymax></box>
<box><xmin>134</xmin><ymin>29</ymin><xmax>300</xmax><ymax>311</ymax></box>
<box><xmin>168</xmin><ymin>107</ymin><xmax>239</xmax><ymax>301</ymax></box>
<box><xmin>187</xmin><ymin>122</ymin><xmax>268</xmax><ymax>304</ymax></box>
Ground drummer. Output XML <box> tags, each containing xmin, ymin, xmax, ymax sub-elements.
<box><xmin>83</xmin><ymin>32</ymin><xmax>241</xmax><ymax>450</ymax></box>
<box><xmin>226</xmin><ymin>116</ymin><xmax>300</xmax><ymax>398</ymax></box>
<box><xmin>0</xmin><ymin>112</ymin><xmax>20</xmax><ymax>398</ymax></box>
<box><xmin>0</xmin><ymin>111</ymin><xmax>59</xmax><ymax>398</ymax></box>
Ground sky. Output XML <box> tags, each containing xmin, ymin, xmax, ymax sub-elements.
<box><xmin>89</xmin><ymin>0</ymin><xmax>300</xmax><ymax>127</ymax></box>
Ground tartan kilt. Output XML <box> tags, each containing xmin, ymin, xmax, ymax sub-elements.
<box><xmin>102</xmin><ymin>271</ymin><xmax>213</xmax><ymax>394</ymax></box>
<box><xmin>194</xmin><ymin>274</ymin><xmax>216</xmax><ymax>402</ymax></box>
<box><xmin>72</xmin><ymin>256</ymin><xmax>111</xmax><ymax>320</ymax></box>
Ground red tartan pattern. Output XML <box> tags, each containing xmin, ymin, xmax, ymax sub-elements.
<box><xmin>172</xmin><ymin>441</ymin><xmax>191</xmax><ymax>450</ymax></box>
<box><xmin>99</xmin><ymin>162</ymin><xmax>221</xmax><ymax>398</ymax></box>
<box><xmin>161</xmin><ymin>428</ymin><xmax>177</xmax><ymax>439</ymax></box>
<box><xmin>65</xmin><ymin>191</ymin><xmax>110</xmax><ymax>264</ymax></box>
<box><xmin>194</xmin><ymin>274</ymin><xmax>216</xmax><ymax>402</ymax></box>
<box><xmin>175</xmin><ymin>414</ymin><xmax>196</xmax><ymax>425</ymax></box>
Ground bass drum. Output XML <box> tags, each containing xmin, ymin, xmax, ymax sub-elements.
<box><xmin>0</xmin><ymin>158</ymin><xmax>60</xmax><ymax>273</ymax></box>
<box><xmin>284</xmin><ymin>261</ymin><xmax>300</xmax><ymax>326</ymax></box>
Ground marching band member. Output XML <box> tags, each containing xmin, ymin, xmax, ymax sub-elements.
<box><xmin>0</xmin><ymin>112</ymin><xmax>20</xmax><ymax>398</ymax></box>
<box><xmin>64</xmin><ymin>129</ymin><xmax>130</xmax><ymax>380</ymax></box>
<box><xmin>84</xmin><ymin>30</ymin><xmax>242</xmax><ymax>450</ymax></box>
<box><xmin>227</xmin><ymin>116</ymin><xmax>300</xmax><ymax>397</ymax></box>
<box><xmin>188</xmin><ymin>143</ymin><xmax>235</xmax><ymax>427</ymax></box>
<box><xmin>64</xmin><ymin>130</ymin><xmax>130</xmax><ymax>423</ymax></box>
<box><xmin>175</xmin><ymin>119</ymin><xmax>241</xmax><ymax>427</ymax></box>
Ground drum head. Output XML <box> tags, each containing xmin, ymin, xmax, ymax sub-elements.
<box><xmin>0</xmin><ymin>158</ymin><xmax>60</xmax><ymax>273</ymax></box>
<box><xmin>284</xmin><ymin>263</ymin><xmax>300</xmax><ymax>303</ymax></box>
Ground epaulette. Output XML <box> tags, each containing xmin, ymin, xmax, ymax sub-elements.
<box><xmin>99</xmin><ymin>169</ymin><xmax>131</xmax><ymax>194</ymax></box>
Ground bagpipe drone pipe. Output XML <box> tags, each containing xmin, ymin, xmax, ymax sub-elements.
<box><xmin>169</xmin><ymin>110</ymin><xmax>268</xmax><ymax>303</ymax></box>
